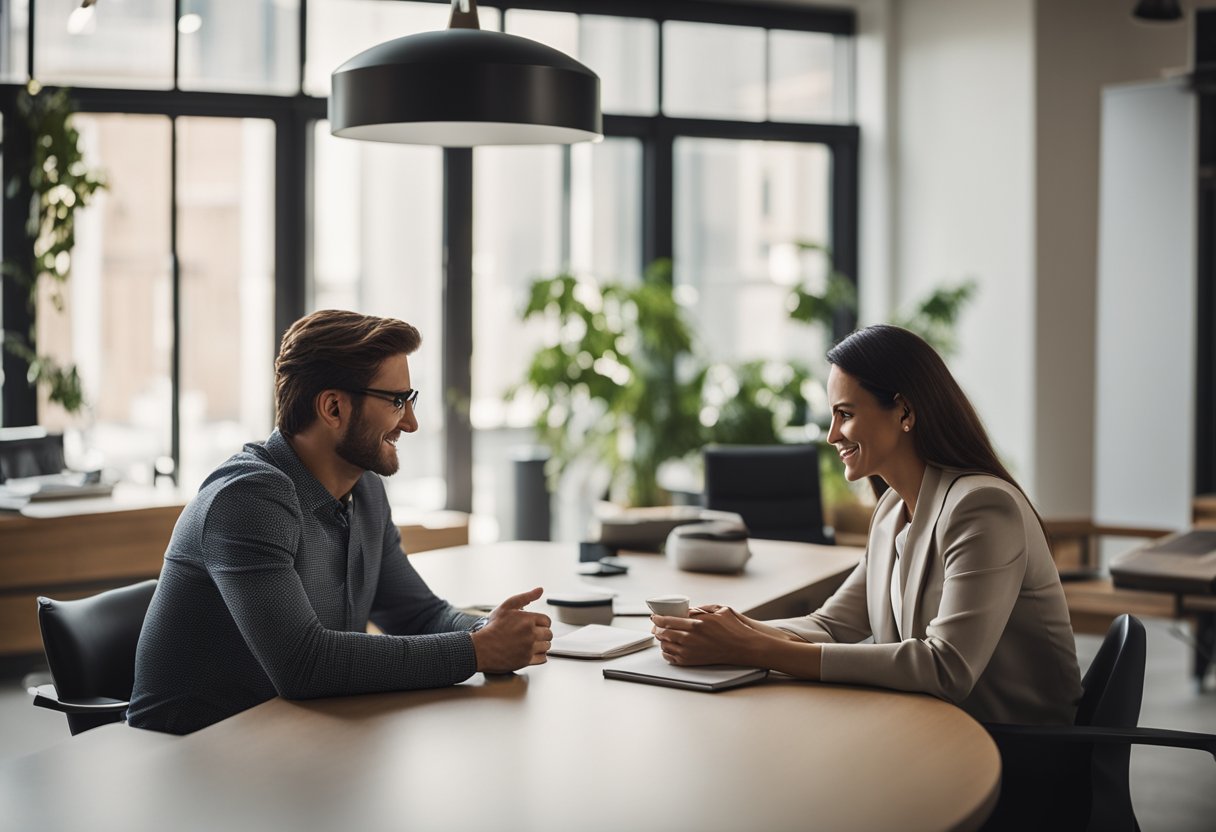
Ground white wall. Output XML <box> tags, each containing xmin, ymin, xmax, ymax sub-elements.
<box><xmin>847</xmin><ymin>0</ymin><xmax>897</xmax><ymax>321</ymax></box>
<box><xmin>1034</xmin><ymin>0</ymin><xmax>1189</xmax><ymax>516</ymax></box>
<box><xmin>880</xmin><ymin>0</ymin><xmax>1195</xmax><ymax>517</ymax></box>
<box><xmin>1094</xmin><ymin>80</ymin><xmax>1196</xmax><ymax>531</ymax></box>
<box><xmin>743</xmin><ymin>0</ymin><xmax>1202</xmax><ymax>521</ymax></box>
<box><xmin>891</xmin><ymin>0</ymin><xmax>1037</xmax><ymax>487</ymax></box>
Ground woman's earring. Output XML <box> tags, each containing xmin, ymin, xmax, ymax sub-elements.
<box><xmin>903</xmin><ymin>425</ymin><xmax>910</xmax><ymax>432</ymax></box>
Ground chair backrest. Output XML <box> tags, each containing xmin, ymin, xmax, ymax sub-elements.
<box><xmin>703</xmin><ymin>444</ymin><xmax>833</xmax><ymax>545</ymax></box>
<box><xmin>1076</xmin><ymin>613</ymin><xmax>1146</xmax><ymax>832</ymax></box>
<box><xmin>37</xmin><ymin>579</ymin><xmax>157</xmax><ymax>734</ymax></box>
<box><xmin>1075</xmin><ymin>613</ymin><xmax>1146</xmax><ymax>729</ymax></box>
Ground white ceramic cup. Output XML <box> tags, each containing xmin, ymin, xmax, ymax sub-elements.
<box><xmin>646</xmin><ymin>594</ymin><xmax>691</xmax><ymax>618</ymax></box>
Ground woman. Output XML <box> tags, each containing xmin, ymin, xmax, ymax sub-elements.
<box><xmin>653</xmin><ymin>325</ymin><xmax>1083</xmax><ymax>725</ymax></box>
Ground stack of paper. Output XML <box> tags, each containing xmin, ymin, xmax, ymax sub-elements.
<box><xmin>602</xmin><ymin>651</ymin><xmax>768</xmax><ymax>692</ymax></box>
<box><xmin>547</xmin><ymin>625</ymin><xmax>654</xmax><ymax>659</ymax></box>
<box><xmin>0</xmin><ymin>472</ymin><xmax>113</xmax><ymax>504</ymax></box>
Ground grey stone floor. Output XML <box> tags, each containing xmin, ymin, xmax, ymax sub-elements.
<box><xmin>1</xmin><ymin>618</ymin><xmax>1214</xmax><ymax>830</ymax></box>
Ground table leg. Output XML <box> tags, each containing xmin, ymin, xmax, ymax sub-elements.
<box><xmin>1195</xmin><ymin>611</ymin><xmax>1216</xmax><ymax>692</ymax></box>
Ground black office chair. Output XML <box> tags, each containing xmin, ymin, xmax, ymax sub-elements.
<box><xmin>702</xmin><ymin>444</ymin><xmax>834</xmax><ymax>545</ymax></box>
<box><xmin>982</xmin><ymin>614</ymin><xmax>1216</xmax><ymax>832</ymax></box>
<box><xmin>29</xmin><ymin>579</ymin><xmax>157</xmax><ymax>735</ymax></box>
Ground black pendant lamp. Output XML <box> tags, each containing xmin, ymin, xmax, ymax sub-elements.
<box><xmin>329</xmin><ymin>0</ymin><xmax>601</xmax><ymax>146</ymax></box>
<box><xmin>1132</xmin><ymin>0</ymin><xmax>1183</xmax><ymax>22</ymax></box>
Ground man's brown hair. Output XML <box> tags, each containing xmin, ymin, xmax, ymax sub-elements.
<box><xmin>275</xmin><ymin>310</ymin><xmax>421</xmax><ymax>436</ymax></box>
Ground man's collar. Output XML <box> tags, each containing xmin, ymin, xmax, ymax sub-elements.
<box><xmin>263</xmin><ymin>429</ymin><xmax>345</xmax><ymax>515</ymax></box>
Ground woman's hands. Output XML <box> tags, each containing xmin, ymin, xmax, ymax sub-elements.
<box><xmin>651</xmin><ymin>605</ymin><xmax>762</xmax><ymax>667</ymax></box>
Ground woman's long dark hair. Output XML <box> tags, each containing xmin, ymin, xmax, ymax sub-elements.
<box><xmin>826</xmin><ymin>325</ymin><xmax>1028</xmax><ymax>505</ymax></box>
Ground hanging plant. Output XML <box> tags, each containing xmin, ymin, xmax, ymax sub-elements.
<box><xmin>1</xmin><ymin>81</ymin><xmax>107</xmax><ymax>414</ymax></box>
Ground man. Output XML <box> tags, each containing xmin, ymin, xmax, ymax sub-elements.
<box><xmin>127</xmin><ymin>310</ymin><xmax>552</xmax><ymax>734</ymax></box>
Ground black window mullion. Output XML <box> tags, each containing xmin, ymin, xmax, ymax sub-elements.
<box><xmin>656</xmin><ymin>116</ymin><xmax>858</xmax><ymax>145</ymax></box>
<box><xmin>830</xmin><ymin>137</ymin><xmax>860</xmax><ymax>341</ymax></box>
<box><xmin>443</xmin><ymin>148</ymin><xmax>474</xmax><ymax>513</ymax></box>
<box><xmin>0</xmin><ymin>103</ymin><xmax>36</xmax><ymax>427</ymax></box>
<box><xmin>1196</xmin><ymin>88</ymin><xmax>1216</xmax><ymax>496</ymax></box>
<box><xmin>408</xmin><ymin>0</ymin><xmax>854</xmax><ymax>34</ymax></box>
<box><xmin>42</xmin><ymin>87</ymin><xmax>327</xmax><ymax>121</ymax></box>
<box><xmin>170</xmin><ymin>117</ymin><xmax>181</xmax><ymax>482</ymax></box>
<box><xmin>25</xmin><ymin>0</ymin><xmax>35</xmax><ymax>81</ymax></box>
<box><xmin>173</xmin><ymin>0</ymin><xmax>182</xmax><ymax>91</ymax></box>
<box><xmin>299</xmin><ymin>0</ymin><xmax>309</xmax><ymax>96</ymax></box>
<box><xmin>275</xmin><ymin>105</ymin><xmax>311</xmax><ymax>353</ymax></box>
<box><xmin>643</xmin><ymin>120</ymin><xmax>674</xmax><ymax>269</ymax></box>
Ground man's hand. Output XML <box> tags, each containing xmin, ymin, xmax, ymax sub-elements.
<box><xmin>471</xmin><ymin>587</ymin><xmax>553</xmax><ymax>673</ymax></box>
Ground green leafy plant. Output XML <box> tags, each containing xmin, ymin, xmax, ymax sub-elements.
<box><xmin>516</xmin><ymin>260</ymin><xmax>705</xmax><ymax>507</ymax></box>
<box><xmin>514</xmin><ymin>241</ymin><xmax>976</xmax><ymax>514</ymax></box>
<box><xmin>890</xmin><ymin>280</ymin><xmax>977</xmax><ymax>358</ymax></box>
<box><xmin>786</xmin><ymin>241</ymin><xmax>857</xmax><ymax>329</ymax></box>
<box><xmin>786</xmin><ymin>240</ymin><xmax>976</xmax><ymax>358</ymax></box>
<box><xmin>1</xmin><ymin>82</ymin><xmax>107</xmax><ymax>414</ymax></box>
<box><xmin>701</xmin><ymin>359</ymin><xmax>813</xmax><ymax>446</ymax></box>
<box><xmin>515</xmin><ymin>260</ymin><xmax>814</xmax><ymax>507</ymax></box>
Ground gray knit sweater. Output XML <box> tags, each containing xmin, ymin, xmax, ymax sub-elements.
<box><xmin>127</xmin><ymin>430</ymin><xmax>479</xmax><ymax>734</ymax></box>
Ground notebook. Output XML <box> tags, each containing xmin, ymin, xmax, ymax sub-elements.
<box><xmin>602</xmin><ymin>650</ymin><xmax>768</xmax><ymax>692</ymax></box>
<box><xmin>546</xmin><ymin>625</ymin><xmax>655</xmax><ymax>659</ymax></box>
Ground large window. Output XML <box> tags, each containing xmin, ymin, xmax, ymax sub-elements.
<box><xmin>310</xmin><ymin>121</ymin><xmax>446</xmax><ymax>509</ymax></box>
<box><xmin>1</xmin><ymin>0</ymin><xmax>858</xmax><ymax>537</ymax></box>
<box><xmin>675</xmin><ymin>139</ymin><xmax>832</xmax><ymax>366</ymax></box>
<box><xmin>471</xmin><ymin>138</ymin><xmax>642</xmax><ymax>538</ymax></box>
<box><xmin>29</xmin><ymin>115</ymin><xmax>276</xmax><ymax>490</ymax></box>
<box><xmin>36</xmin><ymin>115</ymin><xmax>174</xmax><ymax>480</ymax></box>
<box><xmin>177</xmin><ymin>117</ymin><xmax>276</xmax><ymax>489</ymax></box>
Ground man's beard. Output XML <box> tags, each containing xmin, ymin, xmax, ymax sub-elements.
<box><xmin>335</xmin><ymin>402</ymin><xmax>399</xmax><ymax>476</ymax></box>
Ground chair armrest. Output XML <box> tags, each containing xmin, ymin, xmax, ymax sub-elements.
<box><xmin>28</xmin><ymin>684</ymin><xmax>129</xmax><ymax>715</ymax></box>
<box><xmin>985</xmin><ymin>722</ymin><xmax>1216</xmax><ymax>760</ymax></box>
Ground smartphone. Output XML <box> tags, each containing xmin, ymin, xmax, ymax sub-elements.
<box><xmin>576</xmin><ymin>558</ymin><xmax>628</xmax><ymax>576</ymax></box>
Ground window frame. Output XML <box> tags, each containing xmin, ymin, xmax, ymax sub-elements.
<box><xmin>0</xmin><ymin>0</ymin><xmax>858</xmax><ymax>510</ymax></box>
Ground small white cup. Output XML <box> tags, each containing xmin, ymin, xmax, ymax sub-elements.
<box><xmin>646</xmin><ymin>595</ymin><xmax>691</xmax><ymax>618</ymax></box>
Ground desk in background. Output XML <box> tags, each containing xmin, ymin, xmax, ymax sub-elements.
<box><xmin>0</xmin><ymin>539</ymin><xmax>1000</xmax><ymax>832</ymax></box>
<box><xmin>0</xmin><ymin>488</ymin><xmax>469</xmax><ymax>659</ymax></box>
<box><xmin>0</xmin><ymin>486</ymin><xmax>182</xmax><ymax>658</ymax></box>
<box><xmin>1111</xmin><ymin>529</ymin><xmax>1216</xmax><ymax>686</ymax></box>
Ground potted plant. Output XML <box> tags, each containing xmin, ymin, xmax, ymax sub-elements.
<box><xmin>514</xmin><ymin>245</ymin><xmax>976</xmax><ymax>523</ymax></box>
<box><xmin>1</xmin><ymin>82</ymin><xmax>107</xmax><ymax>416</ymax></box>
<box><xmin>514</xmin><ymin>259</ymin><xmax>815</xmax><ymax>507</ymax></box>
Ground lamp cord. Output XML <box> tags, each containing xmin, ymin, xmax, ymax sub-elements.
<box><xmin>449</xmin><ymin>0</ymin><xmax>480</xmax><ymax>30</ymax></box>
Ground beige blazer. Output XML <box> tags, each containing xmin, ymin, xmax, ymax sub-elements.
<box><xmin>771</xmin><ymin>465</ymin><xmax>1083</xmax><ymax>725</ymax></box>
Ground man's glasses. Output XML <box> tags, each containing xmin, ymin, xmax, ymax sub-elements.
<box><xmin>347</xmin><ymin>388</ymin><xmax>419</xmax><ymax>412</ymax></box>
